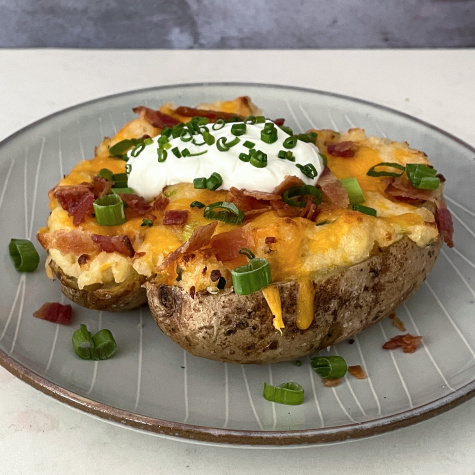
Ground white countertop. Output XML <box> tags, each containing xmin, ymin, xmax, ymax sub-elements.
<box><xmin>0</xmin><ymin>49</ymin><xmax>474</xmax><ymax>474</ymax></box>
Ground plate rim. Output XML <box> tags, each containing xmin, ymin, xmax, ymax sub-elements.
<box><xmin>1</xmin><ymin>81</ymin><xmax>474</xmax><ymax>446</ymax></box>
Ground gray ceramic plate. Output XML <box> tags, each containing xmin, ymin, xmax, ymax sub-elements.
<box><xmin>0</xmin><ymin>83</ymin><xmax>474</xmax><ymax>446</ymax></box>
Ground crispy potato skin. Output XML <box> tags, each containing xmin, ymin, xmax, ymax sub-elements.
<box><xmin>49</xmin><ymin>260</ymin><xmax>147</xmax><ymax>312</ymax></box>
<box><xmin>146</xmin><ymin>236</ymin><xmax>442</xmax><ymax>364</ymax></box>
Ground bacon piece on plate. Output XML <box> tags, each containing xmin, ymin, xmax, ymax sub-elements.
<box><xmin>348</xmin><ymin>365</ymin><xmax>368</xmax><ymax>380</ymax></box>
<box><xmin>382</xmin><ymin>333</ymin><xmax>423</xmax><ymax>353</ymax></box>
<box><xmin>33</xmin><ymin>302</ymin><xmax>72</xmax><ymax>325</ymax></box>
<box><xmin>157</xmin><ymin>221</ymin><xmax>218</xmax><ymax>271</ymax></box>
<box><xmin>132</xmin><ymin>106</ymin><xmax>181</xmax><ymax>128</ymax></box>
<box><xmin>163</xmin><ymin>210</ymin><xmax>189</xmax><ymax>225</ymax></box>
<box><xmin>318</xmin><ymin>166</ymin><xmax>350</xmax><ymax>208</ymax></box>
<box><xmin>327</xmin><ymin>141</ymin><xmax>357</xmax><ymax>158</ymax></box>
<box><xmin>91</xmin><ymin>234</ymin><xmax>135</xmax><ymax>257</ymax></box>
<box><xmin>210</xmin><ymin>224</ymin><xmax>255</xmax><ymax>261</ymax></box>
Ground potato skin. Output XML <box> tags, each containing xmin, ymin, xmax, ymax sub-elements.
<box><xmin>146</xmin><ymin>237</ymin><xmax>442</xmax><ymax>364</ymax></box>
<box><xmin>49</xmin><ymin>260</ymin><xmax>147</xmax><ymax>312</ymax></box>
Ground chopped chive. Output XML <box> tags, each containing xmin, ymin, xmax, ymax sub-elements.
<box><xmin>157</xmin><ymin>148</ymin><xmax>168</xmax><ymax>162</ymax></box>
<box><xmin>352</xmin><ymin>203</ymin><xmax>377</xmax><ymax>216</ymax></box>
<box><xmin>296</xmin><ymin>163</ymin><xmax>318</xmax><ymax>179</ymax></box>
<box><xmin>193</xmin><ymin>177</ymin><xmax>207</xmax><ymax>189</ymax></box>
<box><xmin>231</xmin><ymin>123</ymin><xmax>247</xmax><ymax>136</ymax></box>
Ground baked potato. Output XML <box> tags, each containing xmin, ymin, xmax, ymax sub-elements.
<box><xmin>37</xmin><ymin>96</ymin><xmax>453</xmax><ymax>363</ymax></box>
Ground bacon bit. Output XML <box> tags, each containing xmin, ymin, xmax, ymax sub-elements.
<box><xmin>300</xmin><ymin>195</ymin><xmax>320</xmax><ymax>222</ymax></box>
<box><xmin>242</xmin><ymin>189</ymin><xmax>282</xmax><ymax>201</ymax></box>
<box><xmin>273</xmin><ymin>118</ymin><xmax>285</xmax><ymax>126</ymax></box>
<box><xmin>53</xmin><ymin>185</ymin><xmax>95</xmax><ymax>226</ymax></box>
<box><xmin>132</xmin><ymin>106</ymin><xmax>180</xmax><ymax>128</ymax></box>
<box><xmin>435</xmin><ymin>201</ymin><xmax>454</xmax><ymax>248</ymax></box>
<box><xmin>210</xmin><ymin>270</ymin><xmax>222</xmax><ymax>282</ymax></box>
<box><xmin>89</xmin><ymin>176</ymin><xmax>113</xmax><ymax>198</ymax></box>
<box><xmin>78</xmin><ymin>254</ymin><xmax>90</xmax><ymax>266</ymax></box>
<box><xmin>272</xmin><ymin>175</ymin><xmax>304</xmax><ymax>195</ymax></box>
<box><xmin>174</xmin><ymin>106</ymin><xmax>243</xmax><ymax>122</ymax></box>
<box><xmin>153</xmin><ymin>194</ymin><xmax>170</xmax><ymax>211</ymax></box>
<box><xmin>163</xmin><ymin>209</ymin><xmax>189</xmax><ymax>225</ymax></box>
<box><xmin>385</xmin><ymin>176</ymin><xmax>436</xmax><ymax>203</ymax></box>
<box><xmin>210</xmin><ymin>224</ymin><xmax>255</xmax><ymax>261</ymax></box>
<box><xmin>91</xmin><ymin>234</ymin><xmax>135</xmax><ymax>257</ymax></box>
<box><xmin>322</xmin><ymin>378</ymin><xmax>341</xmax><ymax>387</ymax></box>
<box><xmin>157</xmin><ymin>221</ymin><xmax>218</xmax><ymax>271</ymax></box>
<box><xmin>265</xmin><ymin>236</ymin><xmax>277</xmax><ymax>244</ymax></box>
<box><xmin>33</xmin><ymin>302</ymin><xmax>72</xmax><ymax>325</ymax></box>
<box><xmin>318</xmin><ymin>167</ymin><xmax>350</xmax><ymax>208</ymax></box>
<box><xmin>348</xmin><ymin>365</ymin><xmax>367</xmax><ymax>380</ymax></box>
<box><xmin>226</xmin><ymin>187</ymin><xmax>270</xmax><ymax>213</ymax></box>
<box><xmin>382</xmin><ymin>333</ymin><xmax>423</xmax><ymax>353</ymax></box>
<box><xmin>270</xmin><ymin>200</ymin><xmax>303</xmax><ymax>218</ymax></box>
<box><xmin>37</xmin><ymin>229</ymin><xmax>97</xmax><ymax>255</ymax></box>
<box><xmin>327</xmin><ymin>141</ymin><xmax>357</xmax><ymax>158</ymax></box>
<box><xmin>189</xmin><ymin>286</ymin><xmax>196</xmax><ymax>299</ymax></box>
<box><xmin>133</xmin><ymin>251</ymin><xmax>146</xmax><ymax>259</ymax></box>
<box><xmin>389</xmin><ymin>312</ymin><xmax>406</xmax><ymax>332</ymax></box>
<box><xmin>119</xmin><ymin>193</ymin><xmax>154</xmax><ymax>219</ymax></box>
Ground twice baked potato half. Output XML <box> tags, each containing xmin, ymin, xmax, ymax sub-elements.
<box><xmin>37</xmin><ymin>96</ymin><xmax>453</xmax><ymax>363</ymax></box>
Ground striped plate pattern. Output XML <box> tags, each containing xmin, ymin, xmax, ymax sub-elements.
<box><xmin>0</xmin><ymin>84</ymin><xmax>473</xmax><ymax>445</ymax></box>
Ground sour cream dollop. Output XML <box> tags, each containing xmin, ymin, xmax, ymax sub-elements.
<box><xmin>127</xmin><ymin>119</ymin><xmax>324</xmax><ymax>201</ymax></box>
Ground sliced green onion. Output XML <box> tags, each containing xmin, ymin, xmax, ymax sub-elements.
<box><xmin>239</xmin><ymin>152</ymin><xmax>251</xmax><ymax>162</ymax></box>
<box><xmin>231</xmin><ymin>256</ymin><xmax>272</xmax><ymax>295</ymax></box>
<box><xmin>193</xmin><ymin>177</ymin><xmax>207</xmax><ymax>189</ymax></box>
<box><xmin>112</xmin><ymin>172</ymin><xmax>128</xmax><ymax>188</ymax></box>
<box><xmin>125</xmin><ymin>163</ymin><xmax>132</xmax><ymax>174</ymax></box>
<box><xmin>263</xmin><ymin>382</ymin><xmax>304</xmax><ymax>405</ymax></box>
<box><xmin>203</xmin><ymin>201</ymin><xmax>245</xmax><ymax>225</ymax></box>
<box><xmin>141</xmin><ymin>218</ymin><xmax>153</xmax><ymax>227</ymax></box>
<box><xmin>296</xmin><ymin>163</ymin><xmax>318</xmax><ymax>179</ymax></box>
<box><xmin>243</xmin><ymin>140</ymin><xmax>255</xmax><ymax>149</ymax></box>
<box><xmin>93</xmin><ymin>194</ymin><xmax>126</xmax><ymax>226</ymax></box>
<box><xmin>231</xmin><ymin>123</ymin><xmax>247</xmax><ymax>136</ymax></box>
<box><xmin>278</xmin><ymin>150</ymin><xmax>295</xmax><ymax>161</ymax></box>
<box><xmin>72</xmin><ymin>324</ymin><xmax>117</xmax><ymax>361</ymax></box>
<box><xmin>283</xmin><ymin>136</ymin><xmax>298</xmax><ymax>149</ymax></box>
<box><xmin>310</xmin><ymin>356</ymin><xmax>347</xmax><ymax>379</ymax></box>
<box><xmin>216</xmin><ymin>136</ymin><xmax>240</xmax><ymax>151</ymax></box>
<box><xmin>180</xmin><ymin>129</ymin><xmax>193</xmax><ymax>142</ymax></box>
<box><xmin>202</xmin><ymin>130</ymin><xmax>215</xmax><ymax>146</ymax></box>
<box><xmin>319</xmin><ymin>153</ymin><xmax>328</xmax><ymax>166</ymax></box>
<box><xmin>9</xmin><ymin>238</ymin><xmax>40</xmax><ymax>272</ymax></box>
<box><xmin>131</xmin><ymin>143</ymin><xmax>145</xmax><ymax>157</ymax></box>
<box><xmin>176</xmin><ymin>265</ymin><xmax>183</xmax><ymax>281</ymax></box>
<box><xmin>157</xmin><ymin>135</ymin><xmax>169</xmax><ymax>147</ymax></box>
<box><xmin>157</xmin><ymin>148</ymin><xmax>168</xmax><ymax>162</ymax></box>
<box><xmin>238</xmin><ymin>248</ymin><xmax>255</xmax><ymax>259</ymax></box>
<box><xmin>261</xmin><ymin>124</ymin><xmax>278</xmax><ymax>144</ymax></box>
<box><xmin>244</xmin><ymin>115</ymin><xmax>257</xmax><ymax>125</ymax></box>
<box><xmin>282</xmin><ymin>185</ymin><xmax>322</xmax><ymax>208</ymax></box>
<box><xmin>279</xmin><ymin>125</ymin><xmax>293</xmax><ymax>136</ymax></box>
<box><xmin>144</xmin><ymin>137</ymin><xmax>154</xmax><ymax>146</ymax></box>
<box><xmin>352</xmin><ymin>203</ymin><xmax>377</xmax><ymax>216</ymax></box>
<box><xmin>316</xmin><ymin>219</ymin><xmax>330</xmax><ymax>226</ymax></box>
<box><xmin>109</xmin><ymin>139</ymin><xmax>134</xmax><ymax>157</ymax></box>
<box><xmin>212</xmin><ymin>119</ymin><xmax>226</xmax><ymax>130</ymax></box>
<box><xmin>366</xmin><ymin>162</ymin><xmax>406</xmax><ymax>178</ymax></box>
<box><xmin>182</xmin><ymin>221</ymin><xmax>200</xmax><ymax>241</ymax></box>
<box><xmin>171</xmin><ymin>147</ymin><xmax>182</xmax><ymax>158</ymax></box>
<box><xmin>190</xmin><ymin>201</ymin><xmax>205</xmax><ymax>209</ymax></box>
<box><xmin>406</xmin><ymin>163</ymin><xmax>440</xmax><ymax>190</ymax></box>
<box><xmin>340</xmin><ymin>177</ymin><xmax>364</xmax><ymax>204</ymax></box>
<box><xmin>97</xmin><ymin>168</ymin><xmax>114</xmax><ymax>181</ymax></box>
<box><xmin>297</xmin><ymin>131</ymin><xmax>318</xmax><ymax>143</ymax></box>
<box><xmin>249</xmin><ymin>149</ymin><xmax>268</xmax><ymax>168</ymax></box>
<box><xmin>206</xmin><ymin>172</ymin><xmax>223</xmax><ymax>191</ymax></box>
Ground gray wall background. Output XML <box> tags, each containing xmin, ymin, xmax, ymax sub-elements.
<box><xmin>1</xmin><ymin>0</ymin><xmax>474</xmax><ymax>48</ymax></box>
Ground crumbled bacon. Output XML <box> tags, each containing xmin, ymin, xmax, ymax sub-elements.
<box><xmin>53</xmin><ymin>185</ymin><xmax>95</xmax><ymax>226</ymax></box>
<box><xmin>210</xmin><ymin>224</ymin><xmax>255</xmax><ymax>261</ymax></box>
<box><xmin>327</xmin><ymin>141</ymin><xmax>357</xmax><ymax>158</ymax></box>
<box><xmin>163</xmin><ymin>210</ymin><xmax>189</xmax><ymax>225</ymax></box>
<box><xmin>382</xmin><ymin>333</ymin><xmax>423</xmax><ymax>353</ymax></box>
<box><xmin>78</xmin><ymin>254</ymin><xmax>90</xmax><ymax>266</ymax></box>
<box><xmin>299</xmin><ymin>195</ymin><xmax>320</xmax><ymax>222</ymax></box>
<box><xmin>157</xmin><ymin>221</ymin><xmax>218</xmax><ymax>271</ymax></box>
<box><xmin>389</xmin><ymin>312</ymin><xmax>406</xmax><ymax>332</ymax></box>
<box><xmin>322</xmin><ymin>378</ymin><xmax>341</xmax><ymax>387</ymax></box>
<box><xmin>270</xmin><ymin>199</ymin><xmax>303</xmax><ymax>218</ymax></box>
<box><xmin>89</xmin><ymin>176</ymin><xmax>113</xmax><ymax>198</ymax></box>
<box><xmin>91</xmin><ymin>234</ymin><xmax>135</xmax><ymax>257</ymax></box>
<box><xmin>226</xmin><ymin>187</ymin><xmax>270</xmax><ymax>213</ymax></box>
<box><xmin>318</xmin><ymin>167</ymin><xmax>350</xmax><ymax>208</ymax></box>
<box><xmin>33</xmin><ymin>302</ymin><xmax>72</xmax><ymax>325</ymax></box>
<box><xmin>272</xmin><ymin>175</ymin><xmax>304</xmax><ymax>195</ymax></box>
<box><xmin>132</xmin><ymin>106</ymin><xmax>180</xmax><ymax>128</ymax></box>
<box><xmin>153</xmin><ymin>194</ymin><xmax>170</xmax><ymax>211</ymax></box>
<box><xmin>174</xmin><ymin>106</ymin><xmax>243</xmax><ymax>122</ymax></box>
<box><xmin>385</xmin><ymin>176</ymin><xmax>436</xmax><ymax>203</ymax></box>
<box><xmin>435</xmin><ymin>200</ymin><xmax>454</xmax><ymax>248</ymax></box>
<box><xmin>348</xmin><ymin>365</ymin><xmax>368</xmax><ymax>380</ymax></box>
<box><xmin>119</xmin><ymin>193</ymin><xmax>154</xmax><ymax>218</ymax></box>
<box><xmin>265</xmin><ymin>236</ymin><xmax>277</xmax><ymax>244</ymax></box>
